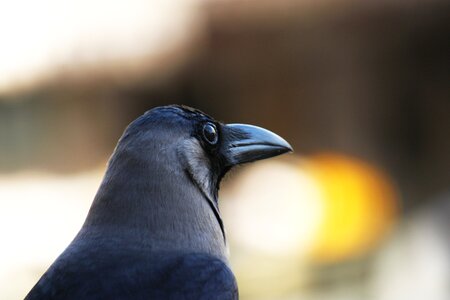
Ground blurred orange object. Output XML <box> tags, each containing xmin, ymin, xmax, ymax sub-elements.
<box><xmin>307</xmin><ymin>153</ymin><xmax>399</xmax><ymax>263</ymax></box>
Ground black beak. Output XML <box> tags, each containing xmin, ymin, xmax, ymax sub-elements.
<box><xmin>222</xmin><ymin>123</ymin><xmax>293</xmax><ymax>166</ymax></box>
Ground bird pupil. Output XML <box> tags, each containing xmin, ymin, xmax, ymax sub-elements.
<box><xmin>203</xmin><ymin>123</ymin><xmax>218</xmax><ymax>144</ymax></box>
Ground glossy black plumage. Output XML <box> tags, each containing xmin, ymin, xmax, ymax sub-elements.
<box><xmin>25</xmin><ymin>105</ymin><xmax>292</xmax><ymax>300</ymax></box>
<box><xmin>27</xmin><ymin>246</ymin><xmax>236</xmax><ymax>300</ymax></box>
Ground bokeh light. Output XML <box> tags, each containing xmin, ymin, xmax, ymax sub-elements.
<box><xmin>307</xmin><ymin>153</ymin><xmax>399</xmax><ymax>263</ymax></box>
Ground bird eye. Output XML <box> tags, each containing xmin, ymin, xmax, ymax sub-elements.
<box><xmin>202</xmin><ymin>123</ymin><xmax>218</xmax><ymax>145</ymax></box>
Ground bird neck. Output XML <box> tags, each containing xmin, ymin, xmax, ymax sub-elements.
<box><xmin>81</xmin><ymin>147</ymin><xmax>228</xmax><ymax>260</ymax></box>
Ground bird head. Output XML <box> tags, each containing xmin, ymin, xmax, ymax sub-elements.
<box><xmin>113</xmin><ymin>105</ymin><xmax>293</xmax><ymax>202</ymax></box>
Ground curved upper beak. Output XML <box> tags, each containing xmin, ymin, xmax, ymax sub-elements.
<box><xmin>222</xmin><ymin>123</ymin><xmax>293</xmax><ymax>166</ymax></box>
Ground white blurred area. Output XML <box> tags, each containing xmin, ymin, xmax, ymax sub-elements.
<box><xmin>0</xmin><ymin>0</ymin><xmax>202</xmax><ymax>92</ymax></box>
<box><xmin>371</xmin><ymin>195</ymin><xmax>450</xmax><ymax>300</ymax></box>
<box><xmin>223</xmin><ymin>159</ymin><xmax>324</xmax><ymax>257</ymax></box>
<box><xmin>0</xmin><ymin>171</ymin><xmax>103</xmax><ymax>299</ymax></box>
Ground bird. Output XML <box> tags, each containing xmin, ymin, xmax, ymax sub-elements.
<box><xmin>25</xmin><ymin>105</ymin><xmax>293</xmax><ymax>300</ymax></box>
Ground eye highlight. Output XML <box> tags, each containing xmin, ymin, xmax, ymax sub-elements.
<box><xmin>202</xmin><ymin>123</ymin><xmax>218</xmax><ymax>145</ymax></box>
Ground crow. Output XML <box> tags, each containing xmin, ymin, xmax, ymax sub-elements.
<box><xmin>25</xmin><ymin>105</ymin><xmax>292</xmax><ymax>300</ymax></box>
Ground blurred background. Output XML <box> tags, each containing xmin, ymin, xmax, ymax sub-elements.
<box><xmin>1</xmin><ymin>0</ymin><xmax>449</xmax><ymax>299</ymax></box>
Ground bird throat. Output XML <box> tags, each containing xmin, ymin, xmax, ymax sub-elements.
<box><xmin>178</xmin><ymin>139</ymin><xmax>226</xmax><ymax>242</ymax></box>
